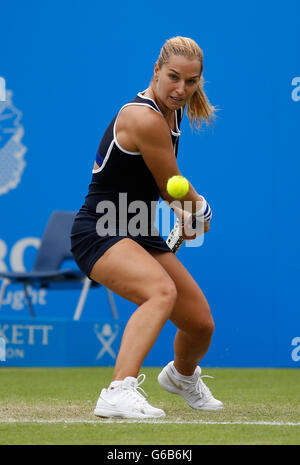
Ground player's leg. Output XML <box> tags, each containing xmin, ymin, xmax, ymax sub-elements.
<box><xmin>149</xmin><ymin>249</ymin><xmax>223</xmax><ymax>410</ymax></box>
<box><xmin>89</xmin><ymin>238</ymin><xmax>177</xmax><ymax>380</ymax></box>
<box><xmin>90</xmin><ymin>238</ymin><xmax>178</xmax><ymax>418</ymax></box>
<box><xmin>149</xmin><ymin>248</ymin><xmax>214</xmax><ymax>374</ymax></box>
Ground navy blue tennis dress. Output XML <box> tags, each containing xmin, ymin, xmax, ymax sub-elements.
<box><xmin>70</xmin><ymin>91</ymin><xmax>183</xmax><ymax>277</ymax></box>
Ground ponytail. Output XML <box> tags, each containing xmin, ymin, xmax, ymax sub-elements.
<box><xmin>156</xmin><ymin>36</ymin><xmax>216</xmax><ymax>130</ymax></box>
<box><xmin>187</xmin><ymin>75</ymin><xmax>216</xmax><ymax>130</ymax></box>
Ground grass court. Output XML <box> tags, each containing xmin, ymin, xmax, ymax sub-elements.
<box><xmin>1</xmin><ymin>366</ymin><xmax>299</xmax><ymax>445</ymax></box>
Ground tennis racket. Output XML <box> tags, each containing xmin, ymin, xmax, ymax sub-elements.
<box><xmin>167</xmin><ymin>200</ymin><xmax>212</xmax><ymax>254</ymax></box>
<box><xmin>166</xmin><ymin>219</ymin><xmax>185</xmax><ymax>254</ymax></box>
<box><xmin>166</xmin><ymin>217</ymin><xmax>199</xmax><ymax>254</ymax></box>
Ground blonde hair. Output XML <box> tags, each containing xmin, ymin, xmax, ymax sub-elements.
<box><xmin>156</xmin><ymin>36</ymin><xmax>216</xmax><ymax>130</ymax></box>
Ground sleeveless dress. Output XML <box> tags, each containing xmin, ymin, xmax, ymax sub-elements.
<box><xmin>70</xmin><ymin>91</ymin><xmax>183</xmax><ymax>277</ymax></box>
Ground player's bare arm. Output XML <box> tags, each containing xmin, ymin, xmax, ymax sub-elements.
<box><xmin>118</xmin><ymin>105</ymin><xmax>203</xmax><ymax>212</ymax></box>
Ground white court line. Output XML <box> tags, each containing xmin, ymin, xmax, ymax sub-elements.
<box><xmin>1</xmin><ymin>419</ymin><xmax>300</xmax><ymax>426</ymax></box>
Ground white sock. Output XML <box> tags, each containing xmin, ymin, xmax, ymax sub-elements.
<box><xmin>170</xmin><ymin>362</ymin><xmax>196</xmax><ymax>381</ymax></box>
<box><xmin>109</xmin><ymin>380</ymin><xmax>123</xmax><ymax>390</ymax></box>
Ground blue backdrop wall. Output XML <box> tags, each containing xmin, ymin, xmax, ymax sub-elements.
<box><xmin>0</xmin><ymin>0</ymin><xmax>299</xmax><ymax>367</ymax></box>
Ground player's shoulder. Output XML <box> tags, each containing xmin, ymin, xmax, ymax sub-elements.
<box><xmin>120</xmin><ymin>104</ymin><xmax>167</xmax><ymax>134</ymax></box>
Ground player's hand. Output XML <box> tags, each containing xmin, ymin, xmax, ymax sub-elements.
<box><xmin>204</xmin><ymin>221</ymin><xmax>210</xmax><ymax>233</ymax></box>
<box><xmin>180</xmin><ymin>213</ymin><xmax>210</xmax><ymax>240</ymax></box>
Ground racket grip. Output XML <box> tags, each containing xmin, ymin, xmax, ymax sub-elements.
<box><xmin>167</xmin><ymin>200</ymin><xmax>212</xmax><ymax>254</ymax></box>
<box><xmin>166</xmin><ymin>219</ymin><xmax>184</xmax><ymax>254</ymax></box>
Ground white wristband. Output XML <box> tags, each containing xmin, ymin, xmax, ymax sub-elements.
<box><xmin>193</xmin><ymin>196</ymin><xmax>212</xmax><ymax>225</ymax></box>
<box><xmin>195</xmin><ymin>197</ymin><xmax>208</xmax><ymax>218</ymax></box>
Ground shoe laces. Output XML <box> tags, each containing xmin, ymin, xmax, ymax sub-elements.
<box><xmin>194</xmin><ymin>375</ymin><xmax>214</xmax><ymax>399</ymax></box>
<box><xmin>133</xmin><ymin>374</ymin><xmax>148</xmax><ymax>398</ymax></box>
<box><xmin>122</xmin><ymin>374</ymin><xmax>149</xmax><ymax>406</ymax></box>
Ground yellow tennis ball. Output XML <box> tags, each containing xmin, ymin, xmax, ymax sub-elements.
<box><xmin>167</xmin><ymin>175</ymin><xmax>189</xmax><ymax>199</ymax></box>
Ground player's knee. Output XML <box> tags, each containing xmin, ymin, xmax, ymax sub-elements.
<box><xmin>154</xmin><ymin>279</ymin><xmax>177</xmax><ymax>313</ymax></box>
<box><xmin>189</xmin><ymin>309</ymin><xmax>215</xmax><ymax>339</ymax></box>
<box><xmin>205</xmin><ymin>316</ymin><xmax>215</xmax><ymax>337</ymax></box>
<box><xmin>197</xmin><ymin>315</ymin><xmax>215</xmax><ymax>338</ymax></box>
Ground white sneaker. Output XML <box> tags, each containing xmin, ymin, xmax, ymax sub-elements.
<box><xmin>158</xmin><ymin>361</ymin><xmax>223</xmax><ymax>411</ymax></box>
<box><xmin>94</xmin><ymin>374</ymin><xmax>165</xmax><ymax>419</ymax></box>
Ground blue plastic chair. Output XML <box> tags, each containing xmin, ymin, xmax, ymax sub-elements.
<box><xmin>0</xmin><ymin>211</ymin><xmax>118</xmax><ymax>320</ymax></box>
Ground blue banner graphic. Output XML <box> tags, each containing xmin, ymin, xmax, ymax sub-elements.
<box><xmin>0</xmin><ymin>0</ymin><xmax>299</xmax><ymax>367</ymax></box>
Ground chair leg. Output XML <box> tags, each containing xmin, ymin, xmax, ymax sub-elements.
<box><xmin>73</xmin><ymin>277</ymin><xmax>92</xmax><ymax>321</ymax></box>
<box><xmin>0</xmin><ymin>278</ymin><xmax>11</xmax><ymax>311</ymax></box>
<box><xmin>106</xmin><ymin>288</ymin><xmax>119</xmax><ymax>320</ymax></box>
<box><xmin>23</xmin><ymin>284</ymin><xmax>35</xmax><ymax>317</ymax></box>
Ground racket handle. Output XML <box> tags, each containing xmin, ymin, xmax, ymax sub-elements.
<box><xmin>166</xmin><ymin>219</ymin><xmax>185</xmax><ymax>254</ymax></box>
<box><xmin>167</xmin><ymin>204</ymin><xmax>211</xmax><ymax>254</ymax></box>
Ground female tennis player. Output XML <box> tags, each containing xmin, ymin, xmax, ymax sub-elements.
<box><xmin>71</xmin><ymin>36</ymin><xmax>223</xmax><ymax>418</ymax></box>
